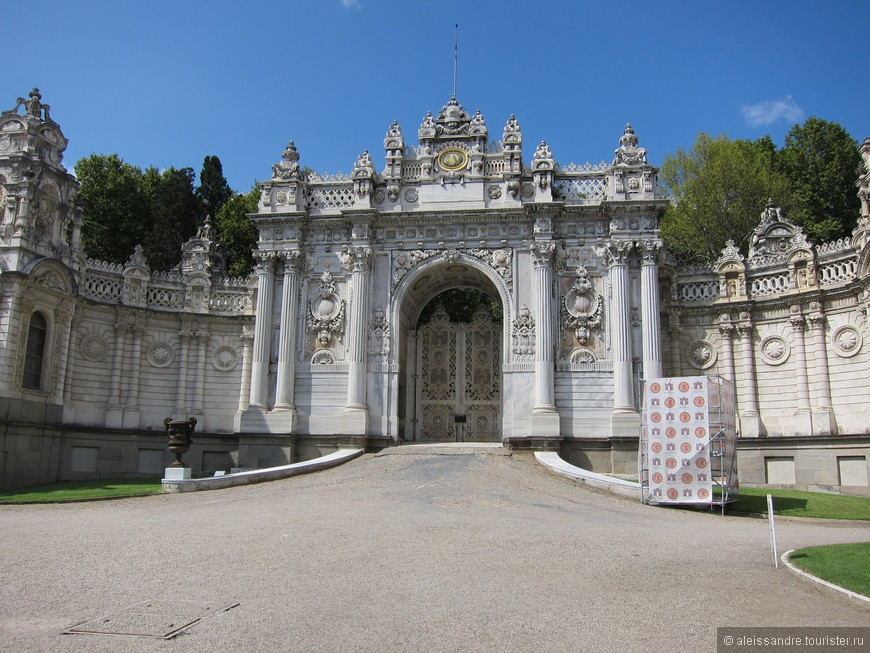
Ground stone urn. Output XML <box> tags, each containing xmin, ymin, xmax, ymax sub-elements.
<box><xmin>164</xmin><ymin>417</ymin><xmax>197</xmax><ymax>468</ymax></box>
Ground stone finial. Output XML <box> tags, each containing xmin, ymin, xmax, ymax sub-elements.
<box><xmin>504</xmin><ymin>114</ymin><xmax>521</xmax><ymax>135</ymax></box>
<box><xmin>387</xmin><ymin>120</ymin><xmax>402</xmax><ymax>138</ymax></box>
<box><xmin>534</xmin><ymin>141</ymin><xmax>552</xmax><ymax>161</ymax></box>
<box><xmin>352</xmin><ymin>150</ymin><xmax>375</xmax><ymax>179</ymax></box>
<box><xmin>4</xmin><ymin>87</ymin><xmax>53</xmax><ymax>122</ymax></box>
<box><xmin>612</xmin><ymin>123</ymin><xmax>647</xmax><ymax>165</ymax></box>
<box><xmin>272</xmin><ymin>140</ymin><xmax>300</xmax><ymax>180</ymax></box>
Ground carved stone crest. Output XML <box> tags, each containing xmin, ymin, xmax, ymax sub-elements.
<box><xmin>307</xmin><ymin>271</ymin><xmax>345</xmax><ymax>346</ymax></box>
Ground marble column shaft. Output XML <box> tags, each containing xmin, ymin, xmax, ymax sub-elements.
<box><xmin>344</xmin><ymin>247</ymin><xmax>372</xmax><ymax>411</ymax></box>
<box><xmin>531</xmin><ymin>242</ymin><xmax>556</xmax><ymax>411</ymax></box>
<box><xmin>275</xmin><ymin>253</ymin><xmax>302</xmax><ymax>410</ymax></box>
<box><xmin>639</xmin><ymin>241</ymin><xmax>663</xmax><ymax>380</ymax></box>
<box><xmin>249</xmin><ymin>255</ymin><xmax>276</xmax><ymax>408</ymax></box>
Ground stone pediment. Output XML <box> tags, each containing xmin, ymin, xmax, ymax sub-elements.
<box><xmin>748</xmin><ymin>201</ymin><xmax>812</xmax><ymax>267</ymax></box>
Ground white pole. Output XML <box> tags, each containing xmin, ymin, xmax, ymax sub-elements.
<box><xmin>767</xmin><ymin>494</ymin><xmax>779</xmax><ymax>568</ymax></box>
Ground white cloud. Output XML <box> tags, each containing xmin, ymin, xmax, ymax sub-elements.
<box><xmin>341</xmin><ymin>0</ymin><xmax>360</xmax><ymax>7</ymax></box>
<box><xmin>740</xmin><ymin>96</ymin><xmax>805</xmax><ymax>127</ymax></box>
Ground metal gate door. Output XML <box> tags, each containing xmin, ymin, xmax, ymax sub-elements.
<box><xmin>416</xmin><ymin>306</ymin><xmax>500</xmax><ymax>442</ymax></box>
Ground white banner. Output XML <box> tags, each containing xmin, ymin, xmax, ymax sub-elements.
<box><xmin>644</xmin><ymin>377</ymin><xmax>713</xmax><ymax>504</ymax></box>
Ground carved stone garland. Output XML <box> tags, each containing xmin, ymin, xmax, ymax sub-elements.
<box><xmin>391</xmin><ymin>248</ymin><xmax>513</xmax><ymax>291</ymax></box>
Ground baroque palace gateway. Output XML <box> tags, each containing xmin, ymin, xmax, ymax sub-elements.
<box><xmin>1</xmin><ymin>89</ymin><xmax>869</xmax><ymax>494</ymax></box>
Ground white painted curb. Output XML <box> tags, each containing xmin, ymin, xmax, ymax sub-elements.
<box><xmin>534</xmin><ymin>451</ymin><xmax>641</xmax><ymax>499</ymax></box>
<box><xmin>781</xmin><ymin>549</ymin><xmax>870</xmax><ymax>610</ymax></box>
<box><xmin>161</xmin><ymin>448</ymin><xmax>364</xmax><ymax>493</ymax></box>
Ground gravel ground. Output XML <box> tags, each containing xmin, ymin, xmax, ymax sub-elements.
<box><xmin>1</xmin><ymin>450</ymin><xmax>868</xmax><ymax>653</ymax></box>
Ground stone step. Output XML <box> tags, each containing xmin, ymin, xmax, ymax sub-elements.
<box><xmin>376</xmin><ymin>442</ymin><xmax>511</xmax><ymax>456</ymax></box>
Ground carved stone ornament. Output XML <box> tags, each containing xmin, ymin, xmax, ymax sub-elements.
<box><xmin>511</xmin><ymin>304</ymin><xmax>535</xmax><ymax>358</ymax></box>
<box><xmin>831</xmin><ymin>325</ymin><xmax>862</xmax><ymax>358</ymax></box>
<box><xmin>311</xmin><ymin>349</ymin><xmax>336</xmax><ymax>365</ymax></box>
<box><xmin>404</xmin><ymin>189</ymin><xmax>419</xmax><ymax>202</ymax></box>
<box><xmin>569</xmin><ymin>347</ymin><xmax>597</xmax><ymax>363</ymax></box>
<box><xmin>368</xmin><ymin>307</ymin><xmax>390</xmax><ymax>361</ymax></box>
<box><xmin>563</xmin><ymin>267</ymin><xmax>602</xmax><ymax>344</ymax></box>
<box><xmin>146</xmin><ymin>342</ymin><xmax>176</xmax><ymax>368</ymax></box>
<box><xmin>211</xmin><ymin>344</ymin><xmax>239</xmax><ymax>371</ymax></box>
<box><xmin>307</xmin><ymin>271</ymin><xmax>345</xmax><ymax>346</ymax></box>
<box><xmin>687</xmin><ymin>340</ymin><xmax>718</xmax><ymax>370</ymax></box>
<box><xmin>612</xmin><ymin>123</ymin><xmax>647</xmax><ymax>166</ymax></box>
<box><xmin>488</xmin><ymin>185</ymin><xmax>502</xmax><ymax>200</ymax></box>
<box><xmin>272</xmin><ymin>140</ymin><xmax>300</xmax><ymax>180</ymax></box>
<box><xmin>759</xmin><ymin>335</ymin><xmax>790</xmax><ymax>366</ymax></box>
<box><xmin>79</xmin><ymin>333</ymin><xmax>108</xmax><ymax>362</ymax></box>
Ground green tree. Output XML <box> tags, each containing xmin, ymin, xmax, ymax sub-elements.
<box><xmin>74</xmin><ymin>154</ymin><xmax>149</xmax><ymax>264</ymax></box>
<box><xmin>776</xmin><ymin>117</ymin><xmax>861</xmax><ymax>243</ymax></box>
<box><xmin>659</xmin><ymin>133</ymin><xmax>793</xmax><ymax>264</ymax></box>
<box><xmin>197</xmin><ymin>155</ymin><xmax>233</xmax><ymax>220</ymax></box>
<box><xmin>215</xmin><ymin>186</ymin><xmax>260</xmax><ymax>277</ymax></box>
<box><xmin>142</xmin><ymin>166</ymin><xmax>204</xmax><ymax>271</ymax></box>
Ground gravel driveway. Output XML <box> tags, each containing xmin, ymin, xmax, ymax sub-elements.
<box><xmin>1</xmin><ymin>448</ymin><xmax>868</xmax><ymax>652</ymax></box>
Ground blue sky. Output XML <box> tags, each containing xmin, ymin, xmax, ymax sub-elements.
<box><xmin>5</xmin><ymin>0</ymin><xmax>868</xmax><ymax>192</ymax></box>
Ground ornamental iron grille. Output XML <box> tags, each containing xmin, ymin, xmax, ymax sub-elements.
<box><xmin>416</xmin><ymin>306</ymin><xmax>501</xmax><ymax>442</ymax></box>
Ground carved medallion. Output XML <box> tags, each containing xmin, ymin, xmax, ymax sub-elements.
<box><xmin>146</xmin><ymin>342</ymin><xmax>176</xmax><ymax>368</ymax></box>
<box><xmin>212</xmin><ymin>345</ymin><xmax>239</xmax><ymax>371</ymax></box>
<box><xmin>832</xmin><ymin>325</ymin><xmax>862</xmax><ymax>358</ymax></box>
<box><xmin>687</xmin><ymin>340</ymin><xmax>717</xmax><ymax>370</ymax></box>
<box><xmin>80</xmin><ymin>334</ymin><xmax>108</xmax><ymax>362</ymax></box>
<box><xmin>759</xmin><ymin>335</ymin><xmax>790</xmax><ymax>366</ymax></box>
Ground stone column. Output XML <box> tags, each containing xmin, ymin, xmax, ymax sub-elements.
<box><xmin>123</xmin><ymin>315</ymin><xmax>145</xmax><ymax>427</ymax></box>
<box><xmin>106</xmin><ymin>311</ymin><xmax>129</xmax><ymax>428</ymax></box>
<box><xmin>249</xmin><ymin>253</ymin><xmax>276</xmax><ymax>408</ymax></box>
<box><xmin>807</xmin><ymin>302</ymin><xmax>836</xmax><ymax>434</ymax></box>
<box><xmin>602</xmin><ymin>240</ymin><xmax>635</xmax><ymax>413</ymax></box>
<box><xmin>61</xmin><ymin>303</ymin><xmax>80</xmax><ymax>422</ymax></box>
<box><xmin>530</xmin><ymin>242</ymin><xmax>557</xmax><ymax>411</ymax></box>
<box><xmin>639</xmin><ymin>240</ymin><xmax>663</xmax><ymax>380</ymax></box>
<box><xmin>191</xmin><ymin>326</ymin><xmax>208</xmax><ymax>417</ymax></box>
<box><xmin>236</xmin><ymin>324</ymin><xmax>254</xmax><ymax>413</ymax></box>
<box><xmin>341</xmin><ymin>246</ymin><xmax>372</xmax><ymax>427</ymax></box>
<box><xmin>274</xmin><ymin>251</ymin><xmax>303</xmax><ymax>413</ymax></box>
<box><xmin>717</xmin><ymin>318</ymin><xmax>735</xmax><ymax>382</ymax></box>
<box><xmin>789</xmin><ymin>308</ymin><xmax>812</xmax><ymax>436</ymax></box>
<box><xmin>53</xmin><ymin>301</ymin><xmax>76</xmax><ymax>407</ymax></box>
<box><xmin>174</xmin><ymin>326</ymin><xmax>190</xmax><ymax>416</ymax></box>
<box><xmin>736</xmin><ymin>316</ymin><xmax>761</xmax><ymax>437</ymax></box>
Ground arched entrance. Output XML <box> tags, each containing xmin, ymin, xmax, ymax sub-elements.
<box><xmin>394</xmin><ymin>260</ymin><xmax>508</xmax><ymax>443</ymax></box>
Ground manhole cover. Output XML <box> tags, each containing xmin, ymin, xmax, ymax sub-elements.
<box><xmin>63</xmin><ymin>599</ymin><xmax>239</xmax><ymax>639</ymax></box>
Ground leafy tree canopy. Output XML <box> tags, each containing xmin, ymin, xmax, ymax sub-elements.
<box><xmin>660</xmin><ymin>118</ymin><xmax>862</xmax><ymax>265</ymax></box>
<box><xmin>659</xmin><ymin>133</ymin><xmax>792</xmax><ymax>264</ymax></box>
<box><xmin>215</xmin><ymin>186</ymin><xmax>260</xmax><ymax>278</ymax></box>
<box><xmin>75</xmin><ymin>153</ymin><xmax>262</xmax><ymax>275</ymax></box>
<box><xmin>197</xmin><ymin>155</ymin><xmax>233</xmax><ymax>220</ymax></box>
<box><xmin>74</xmin><ymin>154</ymin><xmax>150</xmax><ymax>264</ymax></box>
<box><xmin>776</xmin><ymin>117</ymin><xmax>861</xmax><ymax>243</ymax></box>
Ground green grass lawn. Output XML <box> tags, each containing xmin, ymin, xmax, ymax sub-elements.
<box><xmin>729</xmin><ymin>487</ymin><xmax>870</xmax><ymax>521</ymax></box>
<box><xmin>789</xmin><ymin>543</ymin><xmax>870</xmax><ymax>597</ymax></box>
<box><xmin>0</xmin><ymin>478</ymin><xmax>163</xmax><ymax>503</ymax></box>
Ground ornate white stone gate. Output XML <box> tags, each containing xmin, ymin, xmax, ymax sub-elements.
<box><xmin>415</xmin><ymin>306</ymin><xmax>501</xmax><ymax>442</ymax></box>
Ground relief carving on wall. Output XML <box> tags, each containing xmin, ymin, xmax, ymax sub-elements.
<box><xmin>511</xmin><ymin>304</ymin><xmax>535</xmax><ymax>359</ymax></box>
<box><xmin>368</xmin><ymin>307</ymin><xmax>391</xmax><ymax>361</ymax></box>
<box><xmin>307</xmin><ymin>271</ymin><xmax>345</xmax><ymax>347</ymax></box>
<box><xmin>562</xmin><ymin>266</ymin><xmax>602</xmax><ymax>345</ymax></box>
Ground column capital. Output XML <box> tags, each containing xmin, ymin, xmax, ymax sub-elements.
<box><xmin>279</xmin><ymin>249</ymin><xmax>304</xmax><ymax>274</ymax></box>
<box><xmin>341</xmin><ymin>245</ymin><xmax>373</xmax><ymax>272</ymax></box>
<box><xmin>595</xmin><ymin>239</ymin><xmax>633</xmax><ymax>266</ymax></box>
<box><xmin>637</xmin><ymin>238</ymin><xmax>663</xmax><ymax>264</ymax></box>
<box><xmin>254</xmin><ymin>251</ymin><xmax>278</xmax><ymax>274</ymax></box>
<box><xmin>530</xmin><ymin>241</ymin><xmax>556</xmax><ymax>268</ymax></box>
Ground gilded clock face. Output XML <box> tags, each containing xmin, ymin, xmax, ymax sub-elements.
<box><xmin>437</xmin><ymin>148</ymin><xmax>468</xmax><ymax>171</ymax></box>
